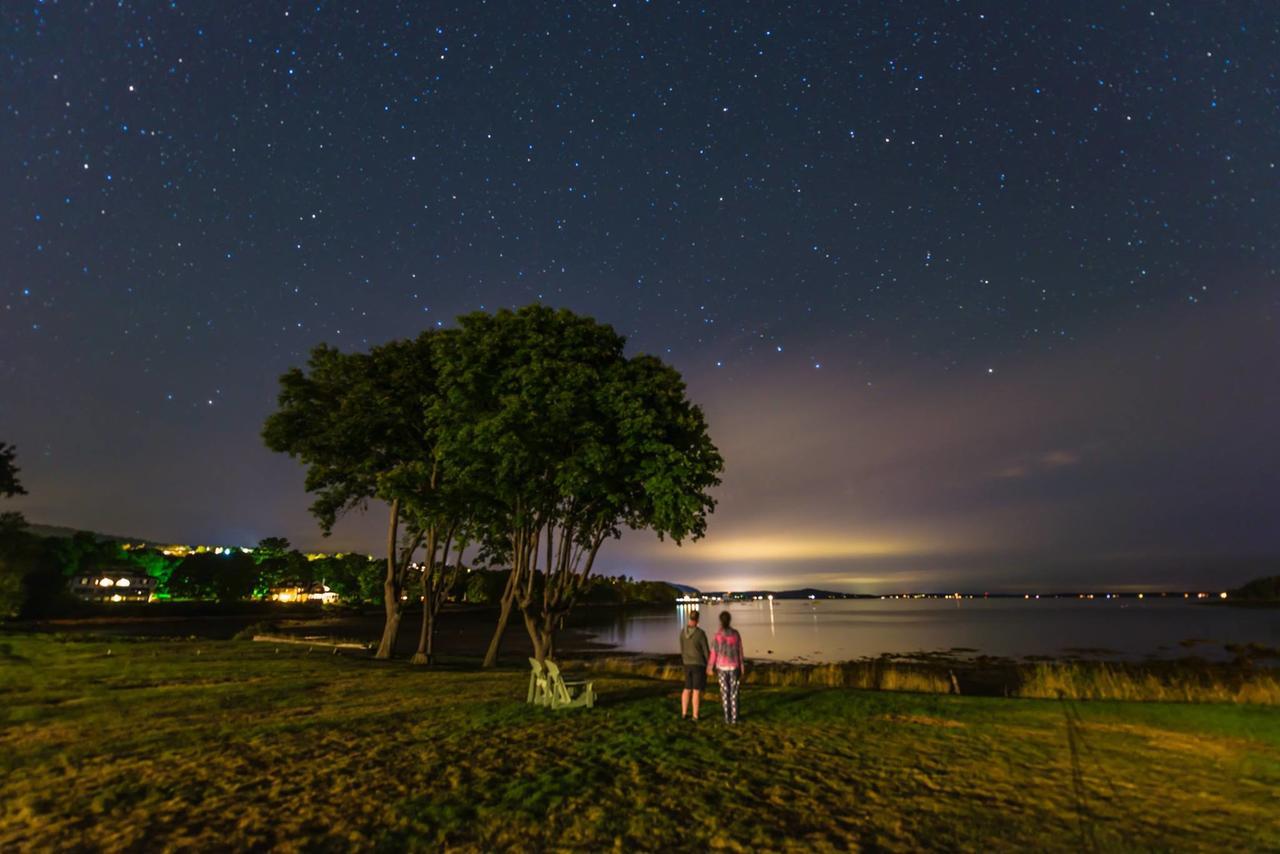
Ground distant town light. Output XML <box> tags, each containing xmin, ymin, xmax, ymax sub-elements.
<box><xmin>98</xmin><ymin>577</ymin><xmax>114</xmax><ymax>587</ymax></box>
<box><xmin>1219</xmin><ymin>591</ymin><xmax>1228</xmax><ymax>599</ymax></box>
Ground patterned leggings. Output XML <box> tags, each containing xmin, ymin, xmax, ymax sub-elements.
<box><xmin>717</xmin><ymin>668</ymin><xmax>741</xmax><ymax>723</ymax></box>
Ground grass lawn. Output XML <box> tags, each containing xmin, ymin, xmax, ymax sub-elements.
<box><xmin>1</xmin><ymin>635</ymin><xmax>1277</xmax><ymax>851</ymax></box>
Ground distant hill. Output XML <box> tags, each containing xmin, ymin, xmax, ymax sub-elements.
<box><xmin>1232</xmin><ymin>575</ymin><xmax>1280</xmax><ymax>602</ymax></box>
<box><xmin>20</xmin><ymin>521</ymin><xmax>162</xmax><ymax>546</ymax></box>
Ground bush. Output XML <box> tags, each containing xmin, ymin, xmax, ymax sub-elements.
<box><xmin>0</xmin><ymin>536</ymin><xmax>75</xmax><ymax>619</ymax></box>
<box><xmin>232</xmin><ymin>621</ymin><xmax>278</xmax><ymax>641</ymax></box>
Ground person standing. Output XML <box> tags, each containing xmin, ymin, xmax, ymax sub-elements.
<box><xmin>707</xmin><ymin>610</ymin><xmax>745</xmax><ymax>724</ymax></box>
<box><xmin>679</xmin><ymin>610</ymin><xmax>710</xmax><ymax>720</ymax></box>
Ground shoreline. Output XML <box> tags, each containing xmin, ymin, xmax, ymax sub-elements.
<box><xmin>10</xmin><ymin>609</ymin><xmax>1277</xmax><ymax>670</ymax></box>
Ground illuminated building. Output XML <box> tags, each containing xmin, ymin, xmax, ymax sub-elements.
<box><xmin>69</xmin><ymin>566</ymin><xmax>157</xmax><ymax>603</ymax></box>
<box><xmin>269</xmin><ymin>581</ymin><xmax>339</xmax><ymax>604</ymax></box>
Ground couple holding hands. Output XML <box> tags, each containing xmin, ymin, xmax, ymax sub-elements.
<box><xmin>679</xmin><ymin>609</ymin><xmax>745</xmax><ymax>724</ymax></box>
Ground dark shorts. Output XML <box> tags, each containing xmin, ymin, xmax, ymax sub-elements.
<box><xmin>683</xmin><ymin>666</ymin><xmax>707</xmax><ymax>691</ymax></box>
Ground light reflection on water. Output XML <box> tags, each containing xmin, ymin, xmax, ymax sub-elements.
<box><xmin>585</xmin><ymin>599</ymin><xmax>1280</xmax><ymax>662</ymax></box>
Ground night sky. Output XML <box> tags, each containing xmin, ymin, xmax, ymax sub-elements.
<box><xmin>4</xmin><ymin>2</ymin><xmax>1278</xmax><ymax>592</ymax></box>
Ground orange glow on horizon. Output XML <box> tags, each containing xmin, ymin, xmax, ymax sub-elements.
<box><xmin>684</xmin><ymin>535</ymin><xmax>922</xmax><ymax>562</ymax></box>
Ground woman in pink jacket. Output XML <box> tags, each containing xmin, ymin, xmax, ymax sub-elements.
<box><xmin>706</xmin><ymin>610</ymin><xmax>745</xmax><ymax>724</ymax></box>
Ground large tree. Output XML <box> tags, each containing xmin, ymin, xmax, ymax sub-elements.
<box><xmin>433</xmin><ymin>306</ymin><xmax>722</xmax><ymax>666</ymax></box>
<box><xmin>528</xmin><ymin>353</ymin><xmax>720</xmax><ymax>659</ymax></box>
<box><xmin>264</xmin><ymin>336</ymin><xmax>443</xmax><ymax>658</ymax></box>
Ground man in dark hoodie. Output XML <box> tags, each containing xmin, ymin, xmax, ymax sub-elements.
<box><xmin>679</xmin><ymin>610</ymin><xmax>711</xmax><ymax>720</ymax></box>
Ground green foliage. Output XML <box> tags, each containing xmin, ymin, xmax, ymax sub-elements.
<box><xmin>464</xmin><ymin>569</ymin><xmax>510</xmax><ymax>605</ymax></box>
<box><xmin>254</xmin><ymin>550</ymin><xmax>314</xmax><ymax>594</ymax></box>
<box><xmin>0</xmin><ymin>529</ymin><xmax>74</xmax><ymax>618</ymax></box>
<box><xmin>313</xmin><ymin>552</ymin><xmax>382</xmax><ymax>605</ymax></box>
<box><xmin>0</xmin><ymin>525</ymin><xmax>141</xmax><ymax>618</ymax></box>
<box><xmin>433</xmin><ymin>305</ymin><xmax>722</xmax><ymax>656</ymax></box>
<box><xmin>262</xmin><ymin>335</ymin><xmax>446</xmax><ymax>534</ymax></box>
<box><xmin>167</xmin><ymin>552</ymin><xmax>260</xmax><ymax>602</ymax></box>
<box><xmin>0</xmin><ymin>524</ymin><xmax>376</xmax><ymax>613</ymax></box>
<box><xmin>0</xmin><ymin>555</ymin><xmax>22</xmax><ymax>619</ymax></box>
<box><xmin>263</xmin><ymin>305</ymin><xmax>722</xmax><ymax>660</ymax></box>
<box><xmin>434</xmin><ymin>306</ymin><xmax>721</xmax><ymax>548</ymax></box>
<box><xmin>119</xmin><ymin>549</ymin><xmax>180</xmax><ymax>594</ymax></box>
<box><xmin>252</xmin><ymin>537</ymin><xmax>291</xmax><ymax>563</ymax></box>
<box><xmin>581</xmin><ymin>576</ymin><xmax>678</xmax><ymax>606</ymax></box>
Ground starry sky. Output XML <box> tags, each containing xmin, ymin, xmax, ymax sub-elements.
<box><xmin>3</xmin><ymin>2</ymin><xmax>1278</xmax><ymax>592</ymax></box>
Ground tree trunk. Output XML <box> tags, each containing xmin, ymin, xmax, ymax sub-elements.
<box><xmin>482</xmin><ymin>594</ymin><xmax>515</xmax><ymax>668</ymax></box>
<box><xmin>528</xmin><ymin>532</ymin><xmax>603</xmax><ymax>665</ymax></box>
<box><xmin>376</xmin><ymin>609</ymin><xmax>402</xmax><ymax>660</ymax></box>
<box><xmin>482</xmin><ymin>524</ymin><xmax>532</xmax><ymax>668</ymax></box>
<box><xmin>410</xmin><ymin>601</ymin><xmax>431</xmax><ymax>665</ymax></box>
<box><xmin>375</xmin><ymin>500</ymin><xmax>402</xmax><ymax>660</ymax></box>
<box><xmin>411</xmin><ymin>528</ymin><xmax>439</xmax><ymax>666</ymax></box>
<box><xmin>543</xmin><ymin>612</ymin><xmax>557</xmax><ymax>662</ymax></box>
<box><xmin>426</xmin><ymin>609</ymin><xmax>437</xmax><ymax>662</ymax></box>
<box><xmin>522</xmin><ymin>607</ymin><xmax>547</xmax><ymax>663</ymax></box>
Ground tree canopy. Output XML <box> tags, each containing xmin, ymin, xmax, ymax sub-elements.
<box><xmin>262</xmin><ymin>305</ymin><xmax>722</xmax><ymax>664</ymax></box>
<box><xmin>263</xmin><ymin>330</ymin><xmax>474</xmax><ymax>658</ymax></box>
<box><xmin>432</xmin><ymin>306</ymin><xmax>722</xmax><ymax>662</ymax></box>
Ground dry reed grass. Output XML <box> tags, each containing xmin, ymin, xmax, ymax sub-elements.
<box><xmin>578</xmin><ymin>656</ymin><xmax>1280</xmax><ymax>704</ymax></box>
<box><xmin>579</xmin><ymin>656</ymin><xmax>954</xmax><ymax>694</ymax></box>
<box><xmin>1016</xmin><ymin>661</ymin><xmax>1280</xmax><ymax>704</ymax></box>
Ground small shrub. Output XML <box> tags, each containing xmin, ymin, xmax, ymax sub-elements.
<box><xmin>232</xmin><ymin>621</ymin><xmax>277</xmax><ymax>641</ymax></box>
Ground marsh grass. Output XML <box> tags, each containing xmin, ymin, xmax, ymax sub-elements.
<box><xmin>1</xmin><ymin>634</ymin><xmax>1278</xmax><ymax>851</ymax></box>
<box><xmin>581</xmin><ymin>656</ymin><xmax>955</xmax><ymax>694</ymax></box>
<box><xmin>1017</xmin><ymin>661</ymin><xmax>1280</xmax><ymax>704</ymax></box>
<box><xmin>582</xmin><ymin>654</ymin><xmax>1280</xmax><ymax>704</ymax></box>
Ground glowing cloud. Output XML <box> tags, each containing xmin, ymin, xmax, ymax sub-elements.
<box><xmin>684</xmin><ymin>535</ymin><xmax>922</xmax><ymax>562</ymax></box>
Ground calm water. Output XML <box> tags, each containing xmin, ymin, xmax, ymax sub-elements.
<box><xmin>584</xmin><ymin>599</ymin><xmax>1279</xmax><ymax>662</ymax></box>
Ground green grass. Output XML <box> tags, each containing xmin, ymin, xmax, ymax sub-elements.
<box><xmin>1</xmin><ymin>635</ymin><xmax>1277</xmax><ymax>851</ymax></box>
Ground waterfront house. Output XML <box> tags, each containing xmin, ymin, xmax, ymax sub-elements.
<box><xmin>69</xmin><ymin>566</ymin><xmax>157</xmax><ymax>603</ymax></box>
